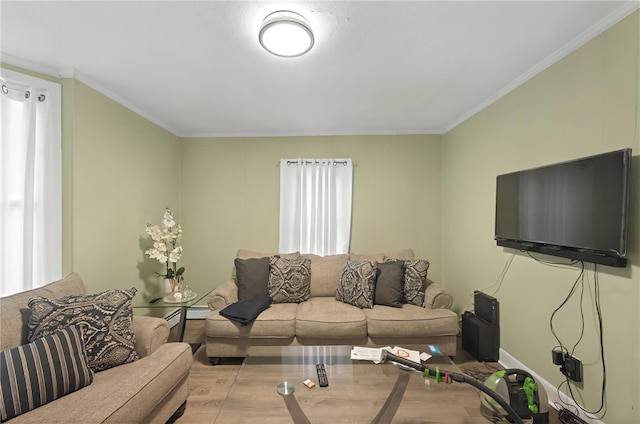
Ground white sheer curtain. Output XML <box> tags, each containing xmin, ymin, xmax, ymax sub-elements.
<box><xmin>279</xmin><ymin>158</ymin><xmax>353</xmax><ymax>255</ymax></box>
<box><xmin>1</xmin><ymin>69</ymin><xmax>62</xmax><ymax>296</ymax></box>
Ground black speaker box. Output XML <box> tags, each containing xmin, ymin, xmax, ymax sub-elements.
<box><xmin>462</xmin><ymin>311</ymin><xmax>500</xmax><ymax>362</ymax></box>
<box><xmin>474</xmin><ymin>290</ymin><xmax>499</xmax><ymax>326</ymax></box>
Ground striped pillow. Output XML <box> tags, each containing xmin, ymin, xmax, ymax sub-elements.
<box><xmin>0</xmin><ymin>325</ymin><xmax>94</xmax><ymax>421</ymax></box>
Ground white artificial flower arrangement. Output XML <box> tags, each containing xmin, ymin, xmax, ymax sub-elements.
<box><xmin>145</xmin><ymin>208</ymin><xmax>185</xmax><ymax>282</ymax></box>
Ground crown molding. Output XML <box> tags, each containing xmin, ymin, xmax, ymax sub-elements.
<box><xmin>180</xmin><ymin>128</ymin><xmax>444</xmax><ymax>138</ymax></box>
<box><xmin>1</xmin><ymin>53</ymin><xmax>63</xmax><ymax>78</ymax></box>
<box><xmin>0</xmin><ymin>54</ymin><xmax>179</xmax><ymax>136</ymax></box>
<box><xmin>443</xmin><ymin>1</ymin><xmax>640</xmax><ymax>134</ymax></box>
<box><xmin>68</xmin><ymin>70</ymin><xmax>179</xmax><ymax>136</ymax></box>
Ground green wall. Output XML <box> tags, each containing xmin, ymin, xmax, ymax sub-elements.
<box><xmin>442</xmin><ymin>11</ymin><xmax>639</xmax><ymax>423</ymax></box>
<box><xmin>179</xmin><ymin>135</ymin><xmax>443</xmax><ymax>288</ymax></box>
<box><xmin>63</xmin><ymin>80</ymin><xmax>181</xmax><ymax>297</ymax></box>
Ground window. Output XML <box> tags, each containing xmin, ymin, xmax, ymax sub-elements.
<box><xmin>279</xmin><ymin>158</ymin><xmax>353</xmax><ymax>255</ymax></box>
<box><xmin>1</xmin><ymin>69</ymin><xmax>62</xmax><ymax>296</ymax></box>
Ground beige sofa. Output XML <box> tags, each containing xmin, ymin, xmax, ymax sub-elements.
<box><xmin>0</xmin><ymin>273</ymin><xmax>193</xmax><ymax>423</ymax></box>
<box><xmin>205</xmin><ymin>249</ymin><xmax>459</xmax><ymax>362</ymax></box>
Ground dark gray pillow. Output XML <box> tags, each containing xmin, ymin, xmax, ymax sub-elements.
<box><xmin>336</xmin><ymin>260</ymin><xmax>377</xmax><ymax>309</ymax></box>
<box><xmin>235</xmin><ymin>257</ymin><xmax>270</xmax><ymax>301</ymax></box>
<box><xmin>374</xmin><ymin>261</ymin><xmax>404</xmax><ymax>307</ymax></box>
<box><xmin>268</xmin><ymin>256</ymin><xmax>311</xmax><ymax>303</ymax></box>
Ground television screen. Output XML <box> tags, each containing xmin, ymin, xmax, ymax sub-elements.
<box><xmin>495</xmin><ymin>149</ymin><xmax>631</xmax><ymax>266</ymax></box>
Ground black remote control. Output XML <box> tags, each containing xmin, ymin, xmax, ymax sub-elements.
<box><xmin>316</xmin><ymin>364</ymin><xmax>328</xmax><ymax>387</ymax></box>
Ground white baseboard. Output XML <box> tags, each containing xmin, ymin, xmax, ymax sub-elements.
<box><xmin>163</xmin><ymin>308</ymin><xmax>181</xmax><ymax>328</ymax></box>
<box><xmin>499</xmin><ymin>349</ymin><xmax>603</xmax><ymax>424</ymax></box>
<box><xmin>186</xmin><ymin>306</ymin><xmax>210</xmax><ymax>319</ymax></box>
<box><xmin>163</xmin><ymin>306</ymin><xmax>209</xmax><ymax>328</ymax></box>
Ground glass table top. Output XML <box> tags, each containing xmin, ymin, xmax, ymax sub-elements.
<box><xmin>131</xmin><ymin>282</ymin><xmax>213</xmax><ymax>309</ymax></box>
<box><xmin>215</xmin><ymin>345</ymin><xmax>480</xmax><ymax>423</ymax></box>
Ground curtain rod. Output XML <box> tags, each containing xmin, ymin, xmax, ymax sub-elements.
<box><xmin>278</xmin><ymin>159</ymin><xmax>355</xmax><ymax>167</ymax></box>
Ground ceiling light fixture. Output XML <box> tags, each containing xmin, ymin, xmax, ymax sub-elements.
<box><xmin>259</xmin><ymin>10</ymin><xmax>314</xmax><ymax>57</ymax></box>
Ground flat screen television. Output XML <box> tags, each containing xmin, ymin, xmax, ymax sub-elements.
<box><xmin>495</xmin><ymin>149</ymin><xmax>632</xmax><ymax>267</ymax></box>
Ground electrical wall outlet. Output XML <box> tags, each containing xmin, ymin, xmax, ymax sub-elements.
<box><xmin>561</xmin><ymin>355</ymin><xmax>583</xmax><ymax>382</ymax></box>
<box><xmin>551</xmin><ymin>349</ymin><xmax>583</xmax><ymax>383</ymax></box>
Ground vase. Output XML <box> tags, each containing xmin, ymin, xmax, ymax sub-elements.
<box><xmin>170</xmin><ymin>277</ymin><xmax>182</xmax><ymax>295</ymax></box>
<box><xmin>163</xmin><ymin>278</ymin><xmax>172</xmax><ymax>294</ymax></box>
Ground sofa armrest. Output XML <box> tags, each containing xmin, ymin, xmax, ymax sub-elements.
<box><xmin>131</xmin><ymin>315</ymin><xmax>170</xmax><ymax>358</ymax></box>
<box><xmin>423</xmin><ymin>279</ymin><xmax>453</xmax><ymax>310</ymax></box>
<box><xmin>207</xmin><ymin>279</ymin><xmax>239</xmax><ymax>311</ymax></box>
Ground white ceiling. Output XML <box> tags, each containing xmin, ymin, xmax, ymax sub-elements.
<box><xmin>1</xmin><ymin>1</ymin><xmax>638</xmax><ymax>137</ymax></box>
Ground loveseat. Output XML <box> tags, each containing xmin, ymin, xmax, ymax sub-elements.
<box><xmin>205</xmin><ymin>249</ymin><xmax>459</xmax><ymax>362</ymax></box>
<box><xmin>0</xmin><ymin>273</ymin><xmax>193</xmax><ymax>423</ymax></box>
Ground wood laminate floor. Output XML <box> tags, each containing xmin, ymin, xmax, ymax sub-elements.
<box><xmin>172</xmin><ymin>319</ymin><xmax>561</xmax><ymax>424</ymax></box>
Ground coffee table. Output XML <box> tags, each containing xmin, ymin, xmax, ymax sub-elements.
<box><xmin>215</xmin><ymin>345</ymin><xmax>488</xmax><ymax>423</ymax></box>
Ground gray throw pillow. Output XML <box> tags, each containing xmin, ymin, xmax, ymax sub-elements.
<box><xmin>374</xmin><ymin>261</ymin><xmax>404</xmax><ymax>307</ymax></box>
<box><xmin>27</xmin><ymin>288</ymin><xmax>139</xmax><ymax>372</ymax></box>
<box><xmin>336</xmin><ymin>260</ymin><xmax>377</xmax><ymax>309</ymax></box>
<box><xmin>268</xmin><ymin>256</ymin><xmax>311</xmax><ymax>303</ymax></box>
<box><xmin>384</xmin><ymin>257</ymin><xmax>430</xmax><ymax>306</ymax></box>
<box><xmin>235</xmin><ymin>257</ymin><xmax>270</xmax><ymax>301</ymax></box>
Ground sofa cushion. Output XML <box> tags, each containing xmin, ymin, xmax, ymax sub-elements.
<box><xmin>300</xmin><ymin>253</ymin><xmax>349</xmax><ymax>297</ymax></box>
<box><xmin>207</xmin><ymin>303</ymin><xmax>298</xmax><ymax>339</ymax></box>
<box><xmin>363</xmin><ymin>305</ymin><xmax>459</xmax><ymax>338</ymax></box>
<box><xmin>296</xmin><ymin>297</ymin><xmax>367</xmax><ymax>340</ymax></box>
<box><xmin>1</xmin><ymin>325</ymin><xmax>94</xmax><ymax>421</ymax></box>
<box><xmin>268</xmin><ymin>256</ymin><xmax>311</xmax><ymax>303</ymax></box>
<box><xmin>27</xmin><ymin>288</ymin><xmax>139</xmax><ymax>372</ymax></box>
<box><xmin>336</xmin><ymin>260</ymin><xmax>378</xmax><ymax>308</ymax></box>
<box><xmin>235</xmin><ymin>257</ymin><xmax>270</xmax><ymax>301</ymax></box>
<box><xmin>349</xmin><ymin>248</ymin><xmax>414</xmax><ymax>262</ymax></box>
<box><xmin>374</xmin><ymin>261</ymin><xmax>404</xmax><ymax>307</ymax></box>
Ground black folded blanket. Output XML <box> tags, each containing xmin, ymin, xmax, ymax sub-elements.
<box><xmin>219</xmin><ymin>296</ymin><xmax>273</xmax><ymax>326</ymax></box>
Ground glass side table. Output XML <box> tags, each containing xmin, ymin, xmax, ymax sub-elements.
<box><xmin>132</xmin><ymin>284</ymin><xmax>213</xmax><ymax>350</ymax></box>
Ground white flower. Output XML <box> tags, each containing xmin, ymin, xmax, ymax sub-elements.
<box><xmin>145</xmin><ymin>207</ymin><xmax>185</xmax><ymax>279</ymax></box>
<box><xmin>153</xmin><ymin>241</ymin><xmax>167</xmax><ymax>252</ymax></box>
<box><xmin>163</xmin><ymin>209</ymin><xmax>176</xmax><ymax>229</ymax></box>
<box><xmin>169</xmin><ymin>246</ymin><xmax>183</xmax><ymax>263</ymax></box>
<box><xmin>161</xmin><ymin>229</ymin><xmax>176</xmax><ymax>241</ymax></box>
<box><xmin>145</xmin><ymin>246</ymin><xmax>168</xmax><ymax>263</ymax></box>
<box><xmin>145</xmin><ymin>225</ymin><xmax>163</xmax><ymax>241</ymax></box>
